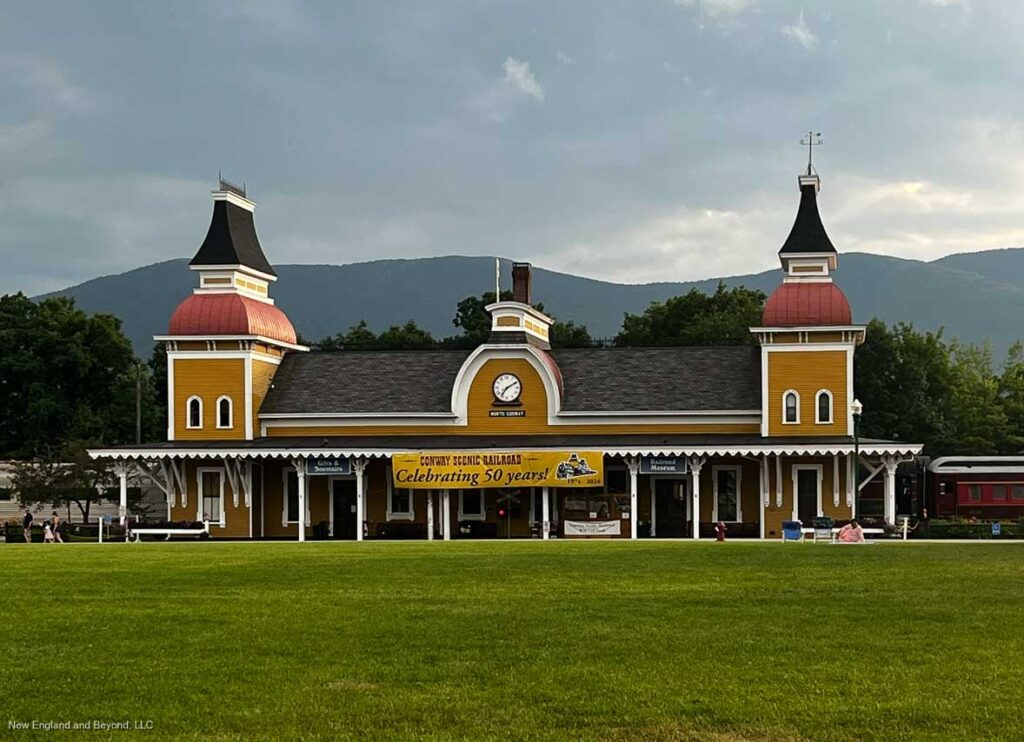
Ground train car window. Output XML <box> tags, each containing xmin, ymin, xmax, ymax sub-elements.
<box><xmin>1013</xmin><ymin>486</ymin><xmax>1024</xmax><ymax>501</ymax></box>
<box><xmin>968</xmin><ymin>485</ymin><xmax>982</xmax><ymax>501</ymax></box>
<box><xmin>992</xmin><ymin>485</ymin><xmax>1007</xmax><ymax>501</ymax></box>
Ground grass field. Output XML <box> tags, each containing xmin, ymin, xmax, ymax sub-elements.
<box><xmin>2</xmin><ymin>541</ymin><xmax>1023</xmax><ymax>740</ymax></box>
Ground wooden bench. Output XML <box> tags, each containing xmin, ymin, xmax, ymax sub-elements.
<box><xmin>127</xmin><ymin>520</ymin><xmax>210</xmax><ymax>542</ymax></box>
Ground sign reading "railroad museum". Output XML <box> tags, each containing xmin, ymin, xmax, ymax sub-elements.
<box><xmin>391</xmin><ymin>451</ymin><xmax>604</xmax><ymax>489</ymax></box>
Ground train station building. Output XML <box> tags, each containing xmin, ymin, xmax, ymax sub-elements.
<box><xmin>90</xmin><ymin>171</ymin><xmax>921</xmax><ymax>540</ymax></box>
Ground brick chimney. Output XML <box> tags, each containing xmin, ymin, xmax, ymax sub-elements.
<box><xmin>512</xmin><ymin>262</ymin><xmax>532</xmax><ymax>305</ymax></box>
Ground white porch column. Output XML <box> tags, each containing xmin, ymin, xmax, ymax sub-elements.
<box><xmin>650</xmin><ymin>480</ymin><xmax>657</xmax><ymax>538</ymax></box>
<box><xmin>628</xmin><ymin>458</ymin><xmax>639</xmax><ymax>540</ymax></box>
<box><xmin>294</xmin><ymin>459</ymin><xmax>307</xmax><ymax>542</ymax></box>
<box><xmin>427</xmin><ymin>490</ymin><xmax>435</xmax><ymax>541</ymax></box>
<box><xmin>541</xmin><ymin>486</ymin><xmax>550</xmax><ymax>540</ymax></box>
<box><xmin>442</xmin><ymin>489</ymin><xmax>451</xmax><ymax>541</ymax></box>
<box><xmin>759</xmin><ymin>455</ymin><xmax>767</xmax><ymax>540</ymax></box>
<box><xmin>116</xmin><ymin>463</ymin><xmax>129</xmax><ymax>526</ymax></box>
<box><xmin>884</xmin><ymin>457</ymin><xmax>897</xmax><ymax>525</ymax></box>
<box><xmin>689</xmin><ymin>456</ymin><xmax>704</xmax><ymax>540</ymax></box>
<box><xmin>354</xmin><ymin>458</ymin><xmax>366</xmax><ymax>542</ymax></box>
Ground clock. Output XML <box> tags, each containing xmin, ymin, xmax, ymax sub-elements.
<box><xmin>492</xmin><ymin>373</ymin><xmax>522</xmax><ymax>404</ymax></box>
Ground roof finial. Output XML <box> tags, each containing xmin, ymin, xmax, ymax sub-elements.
<box><xmin>800</xmin><ymin>131</ymin><xmax>822</xmax><ymax>176</ymax></box>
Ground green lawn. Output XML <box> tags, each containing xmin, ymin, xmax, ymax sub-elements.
<box><xmin>1</xmin><ymin>542</ymin><xmax>1022</xmax><ymax>740</ymax></box>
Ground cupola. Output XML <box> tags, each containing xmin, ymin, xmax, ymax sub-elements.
<box><xmin>168</xmin><ymin>180</ymin><xmax>298</xmax><ymax>346</ymax></box>
<box><xmin>486</xmin><ymin>262</ymin><xmax>554</xmax><ymax>350</ymax></box>
<box><xmin>761</xmin><ymin>172</ymin><xmax>853</xmax><ymax>328</ymax></box>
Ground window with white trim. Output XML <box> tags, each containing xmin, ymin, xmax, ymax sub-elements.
<box><xmin>783</xmin><ymin>390</ymin><xmax>799</xmax><ymax>424</ymax></box>
<box><xmin>198</xmin><ymin>468</ymin><xmax>224</xmax><ymax>525</ymax></box>
<box><xmin>216</xmin><ymin>396</ymin><xmax>233</xmax><ymax>429</ymax></box>
<box><xmin>815</xmin><ymin>390</ymin><xmax>833</xmax><ymax>424</ymax></box>
<box><xmin>459</xmin><ymin>490</ymin><xmax>485</xmax><ymax>521</ymax></box>
<box><xmin>713</xmin><ymin>466</ymin><xmax>741</xmax><ymax>522</ymax></box>
<box><xmin>187</xmin><ymin>396</ymin><xmax>203</xmax><ymax>429</ymax></box>
<box><xmin>385</xmin><ymin>471</ymin><xmax>414</xmax><ymax>521</ymax></box>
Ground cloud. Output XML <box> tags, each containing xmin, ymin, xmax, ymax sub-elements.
<box><xmin>0</xmin><ymin>53</ymin><xmax>92</xmax><ymax>112</ymax></box>
<box><xmin>673</xmin><ymin>0</ymin><xmax>757</xmax><ymax>17</ymax></box>
<box><xmin>556</xmin><ymin>51</ymin><xmax>576</xmax><ymax>66</ymax></box>
<box><xmin>467</xmin><ymin>57</ymin><xmax>545</xmax><ymax>122</ymax></box>
<box><xmin>502</xmin><ymin>57</ymin><xmax>544</xmax><ymax>101</ymax></box>
<box><xmin>780</xmin><ymin>10</ymin><xmax>819</xmax><ymax>49</ymax></box>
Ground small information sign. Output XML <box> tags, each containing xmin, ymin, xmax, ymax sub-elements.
<box><xmin>639</xmin><ymin>456</ymin><xmax>689</xmax><ymax>475</ymax></box>
<box><xmin>308</xmin><ymin>457</ymin><xmax>351</xmax><ymax>476</ymax></box>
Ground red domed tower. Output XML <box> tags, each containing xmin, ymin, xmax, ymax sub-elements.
<box><xmin>159</xmin><ymin>180</ymin><xmax>306</xmax><ymax>443</ymax></box>
<box><xmin>752</xmin><ymin>167</ymin><xmax>864</xmax><ymax>440</ymax></box>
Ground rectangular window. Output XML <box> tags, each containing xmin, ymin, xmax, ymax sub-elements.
<box><xmin>389</xmin><ymin>488</ymin><xmax>413</xmax><ymax>520</ymax></box>
<box><xmin>200</xmin><ymin>470</ymin><xmax>222</xmax><ymax>525</ymax></box>
<box><xmin>968</xmin><ymin>485</ymin><xmax>982</xmax><ymax>502</ymax></box>
<box><xmin>605</xmin><ymin>468</ymin><xmax>628</xmax><ymax>495</ymax></box>
<box><xmin>715</xmin><ymin>467</ymin><xmax>740</xmax><ymax>522</ymax></box>
<box><xmin>286</xmin><ymin>470</ymin><xmax>299</xmax><ymax>522</ymax></box>
<box><xmin>992</xmin><ymin>485</ymin><xmax>1007</xmax><ymax>501</ymax></box>
<box><xmin>1013</xmin><ymin>485</ymin><xmax>1024</xmax><ymax>501</ymax></box>
<box><xmin>459</xmin><ymin>491</ymin><xmax>484</xmax><ymax>520</ymax></box>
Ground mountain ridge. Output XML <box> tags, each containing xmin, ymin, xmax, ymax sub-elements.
<box><xmin>36</xmin><ymin>248</ymin><xmax>1024</xmax><ymax>359</ymax></box>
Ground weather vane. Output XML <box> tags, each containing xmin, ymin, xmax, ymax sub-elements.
<box><xmin>800</xmin><ymin>131</ymin><xmax>822</xmax><ymax>175</ymax></box>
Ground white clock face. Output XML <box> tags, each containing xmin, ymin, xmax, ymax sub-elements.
<box><xmin>493</xmin><ymin>373</ymin><xmax>522</xmax><ymax>403</ymax></box>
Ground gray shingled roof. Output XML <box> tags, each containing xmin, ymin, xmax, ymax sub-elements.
<box><xmin>260</xmin><ymin>345</ymin><xmax>762</xmax><ymax>415</ymax></box>
<box><xmin>262</xmin><ymin>351</ymin><xmax>469</xmax><ymax>414</ymax></box>
<box><xmin>552</xmin><ymin>346</ymin><xmax>760</xmax><ymax>411</ymax></box>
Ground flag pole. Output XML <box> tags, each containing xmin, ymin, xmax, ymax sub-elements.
<box><xmin>495</xmin><ymin>257</ymin><xmax>500</xmax><ymax>300</ymax></box>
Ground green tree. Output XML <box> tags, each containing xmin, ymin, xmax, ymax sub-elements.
<box><xmin>452</xmin><ymin>290</ymin><xmax>512</xmax><ymax>346</ymax></box>
<box><xmin>550</xmin><ymin>320</ymin><xmax>594</xmax><ymax>348</ymax></box>
<box><xmin>317</xmin><ymin>320</ymin><xmax>379</xmax><ymax>350</ymax></box>
<box><xmin>0</xmin><ymin>294</ymin><xmax>146</xmax><ymax>457</ymax></box>
<box><xmin>376</xmin><ymin>321</ymin><xmax>436</xmax><ymax>350</ymax></box>
<box><xmin>614</xmin><ymin>283</ymin><xmax>766</xmax><ymax>347</ymax></box>
<box><xmin>997</xmin><ymin>341</ymin><xmax>1024</xmax><ymax>453</ymax></box>
<box><xmin>11</xmin><ymin>441</ymin><xmax>126</xmax><ymax>523</ymax></box>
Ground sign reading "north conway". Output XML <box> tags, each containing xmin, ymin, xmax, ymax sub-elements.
<box><xmin>391</xmin><ymin>451</ymin><xmax>604</xmax><ymax>489</ymax></box>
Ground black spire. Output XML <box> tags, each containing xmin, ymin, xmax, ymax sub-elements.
<box><xmin>189</xmin><ymin>184</ymin><xmax>277</xmax><ymax>277</ymax></box>
<box><xmin>778</xmin><ymin>179</ymin><xmax>836</xmax><ymax>256</ymax></box>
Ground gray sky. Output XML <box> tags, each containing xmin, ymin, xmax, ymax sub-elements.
<box><xmin>2</xmin><ymin>0</ymin><xmax>1023</xmax><ymax>296</ymax></box>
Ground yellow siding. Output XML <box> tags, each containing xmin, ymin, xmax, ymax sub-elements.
<box><xmin>767</xmin><ymin>350</ymin><xmax>848</xmax><ymax>437</ymax></box>
<box><xmin>173</xmin><ymin>358</ymin><xmax>246</xmax><ymax>440</ymax></box>
<box><xmin>168</xmin><ymin>461</ymin><xmax>251</xmax><ymax>538</ymax></box>
<box><xmin>251</xmin><ymin>359</ymin><xmax>279</xmax><ymax>429</ymax></box>
<box><xmin>762</xmin><ymin>456</ymin><xmax>853</xmax><ymax>539</ymax></box>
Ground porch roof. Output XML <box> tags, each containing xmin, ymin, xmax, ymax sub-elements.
<box><xmin>89</xmin><ymin>434</ymin><xmax>921</xmax><ymax>460</ymax></box>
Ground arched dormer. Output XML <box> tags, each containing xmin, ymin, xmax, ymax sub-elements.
<box><xmin>451</xmin><ymin>344</ymin><xmax>564</xmax><ymax>431</ymax></box>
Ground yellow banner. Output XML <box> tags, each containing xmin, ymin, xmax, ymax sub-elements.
<box><xmin>392</xmin><ymin>451</ymin><xmax>604</xmax><ymax>489</ymax></box>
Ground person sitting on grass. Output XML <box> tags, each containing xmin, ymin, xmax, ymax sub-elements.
<box><xmin>837</xmin><ymin>519</ymin><xmax>865</xmax><ymax>543</ymax></box>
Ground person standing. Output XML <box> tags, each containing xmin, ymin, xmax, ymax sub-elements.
<box><xmin>22</xmin><ymin>508</ymin><xmax>33</xmax><ymax>543</ymax></box>
<box><xmin>51</xmin><ymin>512</ymin><xmax>64</xmax><ymax>543</ymax></box>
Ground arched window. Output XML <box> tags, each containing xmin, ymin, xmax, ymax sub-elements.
<box><xmin>816</xmin><ymin>390</ymin><xmax>833</xmax><ymax>424</ymax></box>
<box><xmin>186</xmin><ymin>396</ymin><xmax>203</xmax><ymax>429</ymax></box>
<box><xmin>783</xmin><ymin>390</ymin><xmax>799</xmax><ymax>424</ymax></box>
<box><xmin>216</xmin><ymin>396</ymin><xmax>233</xmax><ymax>429</ymax></box>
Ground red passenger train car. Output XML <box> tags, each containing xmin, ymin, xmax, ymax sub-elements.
<box><xmin>926</xmin><ymin>457</ymin><xmax>1024</xmax><ymax>519</ymax></box>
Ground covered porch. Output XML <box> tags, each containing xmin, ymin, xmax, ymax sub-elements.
<box><xmin>89</xmin><ymin>435</ymin><xmax>922</xmax><ymax>540</ymax></box>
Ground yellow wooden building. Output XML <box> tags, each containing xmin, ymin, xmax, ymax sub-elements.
<box><xmin>92</xmin><ymin>173</ymin><xmax>920</xmax><ymax>540</ymax></box>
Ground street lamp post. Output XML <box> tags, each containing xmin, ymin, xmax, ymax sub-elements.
<box><xmin>851</xmin><ymin>399</ymin><xmax>863</xmax><ymax>519</ymax></box>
